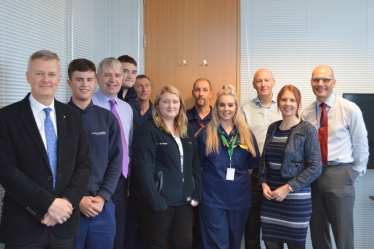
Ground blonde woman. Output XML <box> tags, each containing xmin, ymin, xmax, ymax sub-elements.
<box><xmin>196</xmin><ymin>85</ymin><xmax>260</xmax><ymax>249</ymax></box>
<box><xmin>132</xmin><ymin>85</ymin><xmax>201</xmax><ymax>249</ymax></box>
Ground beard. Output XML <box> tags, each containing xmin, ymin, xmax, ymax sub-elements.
<box><xmin>195</xmin><ymin>99</ymin><xmax>208</xmax><ymax>107</ymax></box>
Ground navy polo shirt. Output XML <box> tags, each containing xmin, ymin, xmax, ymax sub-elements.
<box><xmin>186</xmin><ymin>106</ymin><xmax>212</xmax><ymax>134</ymax></box>
<box><xmin>140</xmin><ymin>101</ymin><xmax>153</xmax><ymax>123</ymax></box>
<box><xmin>196</xmin><ymin>126</ymin><xmax>260</xmax><ymax>209</ymax></box>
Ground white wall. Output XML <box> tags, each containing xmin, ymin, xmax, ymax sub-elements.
<box><xmin>240</xmin><ymin>1</ymin><xmax>374</xmax><ymax>248</ymax></box>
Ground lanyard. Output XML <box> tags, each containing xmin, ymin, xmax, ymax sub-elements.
<box><xmin>197</xmin><ymin>120</ymin><xmax>205</xmax><ymax>128</ymax></box>
<box><xmin>315</xmin><ymin>103</ymin><xmax>330</xmax><ymax>131</ymax></box>
<box><xmin>218</xmin><ymin>127</ymin><xmax>238</xmax><ymax>167</ymax></box>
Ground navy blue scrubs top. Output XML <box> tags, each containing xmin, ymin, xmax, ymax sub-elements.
<box><xmin>196</xmin><ymin>126</ymin><xmax>260</xmax><ymax>210</ymax></box>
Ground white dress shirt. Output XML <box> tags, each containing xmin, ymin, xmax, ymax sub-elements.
<box><xmin>29</xmin><ymin>94</ymin><xmax>57</xmax><ymax>150</ymax></box>
<box><xmin>241</xmin><ymin>96</ymin><xmax>282</xmax><ymax>154</ymax></box>
<box><xmin>301</xmin><ymin>94</ymin><xmax>369</xmax><ymax>176</ymax></box>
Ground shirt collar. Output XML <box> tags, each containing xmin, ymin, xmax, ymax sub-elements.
<box><xmin>68</xmin><ymin>98</ymin><xmax>94</xmax><ymax>112</ymax></box>
<box><xmin>96</xmin><ymin>89</ymin><xmax>119</xmax><ymax>104</ymax></box>
<box><xmin>317</xmin><ymin>94</ymin><xmax>335</xmax><ymax>108</ymax></box>
<box><xmin>219</xmin><ymin>124</ymin><xmax>238</xmax><ymax>137</ymax></box>
<box><xmin>29</xmin><ymin>93</ymin><xmax>55</xmax><ymax>114</ymax></box>
<box><xmin>253</xmin><ymin>95</ymin><xmax>277</xmax><ymax>108</ymax></box>
<box><xmin>187</xmin><ymin>106</ymin><xmax>212</xmax><ymax>120</ymax></box>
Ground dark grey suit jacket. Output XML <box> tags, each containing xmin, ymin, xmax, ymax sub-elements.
<box><xmin>0</xmin><ymin>93</ymin><xmax>92</xmax><ymax>246</ymax></box>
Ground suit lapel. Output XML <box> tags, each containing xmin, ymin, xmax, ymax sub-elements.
<box><xmin>19</xmin><ymin>94</ymin><xmax>50</xmax><ymax>168</ymax></box>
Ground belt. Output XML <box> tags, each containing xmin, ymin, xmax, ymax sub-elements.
<box><xmin>324</xmin><ymin>161</ymin><xmax>341</xmax><ymax>166</ymax></box>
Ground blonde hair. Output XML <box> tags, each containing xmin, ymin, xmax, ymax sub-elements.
<box><xmin>203</xmin><ymin>85</ymin><xmax>257</xmax><ymax>157</ymax></box>
<box><xmin>152</xmin><ymin>85</ymin><xmax>188</xmax><ymax>138</ymax></box>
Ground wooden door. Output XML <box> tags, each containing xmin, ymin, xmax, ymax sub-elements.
<box><xmin>144</xmin><ymin>0</ymin><xmax>238</xmax><ymax>108</ymax></box>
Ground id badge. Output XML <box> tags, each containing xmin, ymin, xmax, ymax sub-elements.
<box><xmin>226</xmin><ymin>168</ymin><xmax>235</xmax><ymax>181</ymax></box>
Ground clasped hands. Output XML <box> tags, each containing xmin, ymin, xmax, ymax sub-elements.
<box><xmin>79</xmin><ymin>196</ymin><xmax>105</xmax><ymax>218</ymax></box>
<box><xmin>41</xmin><ymin>198</ymin><xmax>73</xmax><ymax>227</ymax></box>
<box><xmin>262</xmin><ymin>183</ymin><xmax>291</xmax><ymax>202</ymax></box>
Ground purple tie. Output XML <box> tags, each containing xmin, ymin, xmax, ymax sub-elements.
<box><xmin>109</xmin><ymin>99</ymin><xmax>128</xmax><ymax>177</ymax></box>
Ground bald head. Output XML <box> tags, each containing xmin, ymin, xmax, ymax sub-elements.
<box><xmin>252</xmin><ymin>68</ymin><xmax>275</xmax><ymax>102</ymax></box>
<box><xmin>311</xmin><ymin>65</ymin><xmax>336</xmax><ymax>102</ymax></box>
<box><xmin>312</xmin><ymin>65</ymin><xmax>334</xmax><ymax>79</ymax></box>
<box><xmin>253</xmin><ymin>68</ymin><xmax>274</xmax><ymax>83</ymax></box>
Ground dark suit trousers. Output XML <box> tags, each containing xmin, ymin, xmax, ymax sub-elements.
<box><xmin>310</xmin><ymin>163</ymin><xmax>357</xmax><ymax>249</ymax></box>
<box><xmin>113</xmin><ymin>175</ymin><xmax>128</xmax><ymax>249</ymax></box>
<box><xmin>5</xmin><ymin>229</ymin><xmax>75</xmax><ymax>249</ymax></box>
<box><xmin>245</xmin><ymin>168</ymin><xmax>262</xmax><ymax>249</ymax></box>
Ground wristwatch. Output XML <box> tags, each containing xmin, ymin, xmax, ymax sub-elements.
<box><xmin>288</xmin><ymin>184</ymin><xmax>294</xmax><ymax>192</ymax></box>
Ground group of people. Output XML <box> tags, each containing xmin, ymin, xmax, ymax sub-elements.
<box><xmin>0</xmin><ymin>50</ymin><xmax>369</xmax><ymax>249</ymax></box>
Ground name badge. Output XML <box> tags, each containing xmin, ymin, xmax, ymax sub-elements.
<box><xmin>226</xmin><ymin>168</ymin><xmax>235</xmax><ymax>181</ymax></box>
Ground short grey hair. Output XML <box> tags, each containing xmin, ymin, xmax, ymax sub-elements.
<box><xmin>97</xmin><ymin>57</ymin><xmax>122</xmax><ymax>75</ymax></box>
<box><xmin>27</xmin><ymin>50</ymin><xmax>60</xmax><ymax>71</ymax></box>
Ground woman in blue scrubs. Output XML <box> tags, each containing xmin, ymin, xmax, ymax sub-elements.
<box><xmin>196</xmin><ymin>85</ymin><xmax>260</xmax><ymax>249</ymax></box>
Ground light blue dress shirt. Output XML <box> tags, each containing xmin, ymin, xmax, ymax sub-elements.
<box><xmin>301</xmin><ymin>94</ymin><xmax>369</xmax><ymax>176</ymax></box>
<box><xmin>241</xmin><ymin>96</ymin><xmax>282</xmax><ymax>154</ymax></box>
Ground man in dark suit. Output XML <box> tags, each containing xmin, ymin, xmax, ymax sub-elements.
<box><xmin>0</xmin><ymin>50</ymin><xmax>92</xmax><ymax>248</ymax></box>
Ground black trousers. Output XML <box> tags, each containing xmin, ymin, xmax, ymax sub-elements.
<box><xmin>5</xmin><ymin>229</ymin><xmax>75</xmax><ymax>249</ymax></box>
<box><xmin>112</xmin><ymin>175</ymin><xmax>128</xmax><ymax>249</ymax></box>
<box><xmin>245</xmin><ymin>168</ymin><xmax>262</xmax><ymax>249</ymax></box>
<box><xmin>136</xmin><ymin>199</ymin><xmax>193</xmax><ymax>249</ymax></box>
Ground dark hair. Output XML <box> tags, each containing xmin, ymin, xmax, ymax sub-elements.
<box><xmin>68</xmin><ymin>58</ymin><xmax>96</xmax><ymax>79</ymax></box>
<box><xmin>136</xmin><ymin>74</ymin><xmax>151</xmax><ymax>82</ymax></box>
<box><xmin>117</xmin><ymin>55</ymin><xmax>137</xmax><ymax>66</ymax></box>
<box><xmin>277</xmin><ymin>84</ymin><xmax>301</xmax><ymax>118</ymax></box>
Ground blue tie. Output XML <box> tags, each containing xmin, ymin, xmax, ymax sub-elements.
<box><xmin>44</xmin><ymin>108</ymin><xmax>57</xmax><ymax>190</ymax></box>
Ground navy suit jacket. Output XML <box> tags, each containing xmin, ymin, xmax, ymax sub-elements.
<box><xmin>0</xmin><ymin>93</ymin><xmax>92</xmax><ymax>245</ymax></box>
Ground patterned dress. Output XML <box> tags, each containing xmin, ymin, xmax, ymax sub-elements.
<box><xmin>261</xmin><ymin>127</ymin><xmax>312</xmax><ymax>245</ymax></box>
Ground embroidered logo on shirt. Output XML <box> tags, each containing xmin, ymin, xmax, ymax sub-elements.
<box><xmin>91</xmin><ymin>131</ymin><xmax>106</xmax><ymax>135</ymax></box>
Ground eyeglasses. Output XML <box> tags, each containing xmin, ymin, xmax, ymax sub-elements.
<box><xmin>311</xmin><ymin>78</ymin><xmax>333</xmax><ymax>84</ymax></box>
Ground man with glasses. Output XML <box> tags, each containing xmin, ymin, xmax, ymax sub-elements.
<box><xmin>301</xmin><ymin>65</ymin><xmax>369</xmax><ymax>249</ymax></box>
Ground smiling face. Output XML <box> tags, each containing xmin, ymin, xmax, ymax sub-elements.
<box><xmin>68</xmin><ymin>70</ymin><xmax>96</xmax><ymax>104</ymax></box>
<box><xmin>253</xmin><ymin>69</ymin><xmax>275</xmax><ymax>100</ymax></box>
<box><xmin>311</xmin><ymin>65</ymin><xmax>336</xmax><ymax>102</ymax></box>
<box><xmin>97</xmin><ymin>65</ymin><xmax>123</xmax><ymax>98</ymax></box>
<box><xmin>157</xmin><ymin>92</ymin><xmax>181</xmax><ymax>121</ymax></box>
<box><xmin>278</xmin><ymin>90</ymin><xmax>299</xmax><ymax>118</ymax></box>
<box><xmin>217</xmin><ymin>94</ymin><xmax>237</xmax><ymax>122</ymax></box>
<box><xmin>192</xmin><ymin>79</ymin><xmax>212</xmax><ymax>107</ymax></box>
<box><xmin>121</xmin><ymin>62</ymin><xmax>137</xmax><ymax>89</ymax></box>
<box><xmin>135</xmin><ymin>77</ymin><xmax>151</xmax><ymax>102</ymax></box>
<box><xmin>26</xmin><ymin>58</ymin><xmax>61</xmax><ymax>105</ymax></box>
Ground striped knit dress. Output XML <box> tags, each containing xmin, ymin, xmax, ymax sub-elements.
<box><xmin>261</xmin><ymin>127</ymin><xmax>312</xmax><ymax>245</ymax></box>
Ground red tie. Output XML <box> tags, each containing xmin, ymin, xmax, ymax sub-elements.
<box><xmin>318</xmin><ymin>103</ymin><xmax>328</xmax><ymax>165</ymax></box>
